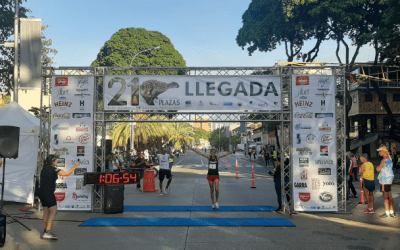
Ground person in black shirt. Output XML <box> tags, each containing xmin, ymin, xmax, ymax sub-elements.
<box><xmin>134</xmin><ymin>151</ymin><xmax>146</xmax><ymax>189</ymax></box>
<box><xmin>38</xmin><ymin>154</ymin><xmax>80</xmax><ymax>240</ymax></box>
<box><xmin>191</xmin><ymin>147</ymin><xmax>239</xmax><ymax>209</ymax></box>
<box><xmin>268</xmin><ymin>157</ymin><xmax>290</xmax><ymax>211</ymax></box>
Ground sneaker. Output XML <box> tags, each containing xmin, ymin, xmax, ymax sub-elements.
<box><xmin>390</xmin><ymin>213</ymin><xmax>396</xmax><ymax>218</ymax></box>
<box><xmin>212</xmin><ymin>204</ymin><xmax>216</xmax><ymax>209</ymax></box>
<box><xmin>369</xmin><ymin>209</ymin><xmax>375</xmax><ymax>214</ymax></box>
<box><xmin>159</xmin><ymin>192</ymin><xmax>163</xmax><ymax>196</ymax></box>
<box><xmin>353</xmin><ymin>195</ymin><xmax>358</xmax><ymax>198</ymax></box>
<box><xmin>380</xmin><ymin>213</ymin><xmax>391</xmax><ymax>218</ymax></box>
<box><xmin>165</xmin><ymin>187</ymin><xmax>170</xmax><ymax>194</ymax></box>
<box><xmin>215</xmin><ymin>202</ymin><xmax>219</xmax><ymax>209</ymax></box>
<box><xmin>163</xmin><ymin>188</ymin><xmax>168</xmax><ymax>195</ymax></box>
<box><xmin>42</xmin><ymin>231</ymin><xmax>58</xmax><ymax>240</ymax></box>
<box><xmin>363</xmin><ymin>209</ymin><xmax>370</xmax><ymax>214</ymax></box>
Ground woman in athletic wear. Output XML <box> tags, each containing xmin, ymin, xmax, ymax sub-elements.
<box><xmin>191</xmin><ymin>147</ymin><xmax>238</xmax><ymax>209</ymax></box>
<box><xmin>376</xmin><ymin>145</ymin><xmax>395</xmax><ymax>218</ymax></box>
<box><xmin>38</xmin><ymin>154</ymin><xmax>80</xmax><ymax>240</ymax></box>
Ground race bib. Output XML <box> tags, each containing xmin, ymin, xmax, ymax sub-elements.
<box><xmin>209</xmin><ymin>163</ymin><xmax>217</xmax><ymax>170</ymax></box>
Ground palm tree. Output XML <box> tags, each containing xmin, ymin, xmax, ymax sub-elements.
<box><xmin>166</xmin><ymin>123</ymin><xmax>195</xmax><ymax>149</ymax></box>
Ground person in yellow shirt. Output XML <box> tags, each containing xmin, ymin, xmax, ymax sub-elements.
<box><xmin>360</xmin><ymin>153</ymin><xmax>375</xmax><ymax>214</ymax></box>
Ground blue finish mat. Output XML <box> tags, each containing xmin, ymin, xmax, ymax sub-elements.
<box><xmin>124</xmin><ymin>206</ymin><xmax>276</xmax><ymax>212</ymax></box>
<box><xmin>80</xmin><ymin>218</ymin><xmax>295</xmax><ymax>227</ymax></box>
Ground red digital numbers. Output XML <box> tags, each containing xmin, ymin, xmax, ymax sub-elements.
<box><xmin>113</xmin><ymin>174</ymin><xmax>120</xmax><ymax>184</ymax></box>
<box><xmin>123</xmin><ymin>173</ymin><xmax>129</xmax><ymax>184</ymax></box>
<box><xmin>105</xmin><ymin>174</ymin><xmax>112</xmax><ymax>184</ymax></box>
<box><xmin>130</xmin><ymin>174</ymin><xmax>137</xmax><ymax>182</ymax></box>
<box><xmin>96</xmin><ymin>173</ymin><xmax>137</xmax><ymax>185</ymax></box>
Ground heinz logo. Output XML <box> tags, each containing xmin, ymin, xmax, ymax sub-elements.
<box><xmin>296</xmin><ymin>76</ymin><xmax>310</xmax><ymax>86</ymax></box>
<box><xmin>56</xmin><ymin>78</ymin><xmax>68</xmax><ymax>86</ymax></box>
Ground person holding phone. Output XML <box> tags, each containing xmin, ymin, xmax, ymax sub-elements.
<box><xmin>38</xmin><ymin>154</ymin><xmax>80</xmax><ymax>240</ymax></box>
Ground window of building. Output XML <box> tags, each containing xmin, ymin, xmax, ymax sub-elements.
<box><xmin>364</xmin><ymin>93</ymin><xmax>373</xmax><ymax>102</ymax></box>
<box><xmin>379</xmin><ymin>94</ymin><xmax>387</xmax><ymax>102</ymax></box>
<box><xmin>393</xmin><ymin>93</ymin><xmax>400</xmax><ymax>102</ymax></box>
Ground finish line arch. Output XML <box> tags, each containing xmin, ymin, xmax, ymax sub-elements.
<box><xmin>39</xmin><ymin>66</ymin><xmax>346</xmax><ymax>213</ymax></box>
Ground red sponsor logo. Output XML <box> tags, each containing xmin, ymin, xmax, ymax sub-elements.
<box><xmin>299</xmin><ymin>193</ymin><xmax>311</xmax><ymax>202</ymax></box>
<box><xmin>56</xmin><ymin>78</ymin><xmax>68</xmax><ymax>86</ymax></box>
<box><xmin>296</xmin><ymin>76</ymin><xmax>310</xmax><ymax>86</ymax></box>
<box><xmin>54</xmin><ymin>192</ymin><xmax>66</xmax><ymax>202</ymax></box>
<box><xmin>78</xmin><ymin>134</ymin><xmax>91</xmax><ymax>144</ymax></box>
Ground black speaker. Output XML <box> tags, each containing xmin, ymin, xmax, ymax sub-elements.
<box><xmin>104</xmin><ymin>185</ymin><xmax>124</xmax><ymax>214</ymax></box>
<box><xmin>106</xmin><ymin>139</ymin><xmax>112</xmax><ymax>155</ymax></box>
<box><xmin>0</xmin><ymin>126</ymin><xmax>20</xmax><ymax>159</ymax></box>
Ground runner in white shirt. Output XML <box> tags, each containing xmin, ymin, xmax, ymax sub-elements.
<box><xmin>157</xmin><ymin>148</ymin><xmax>174</xmax><ymax>195</ymax></box>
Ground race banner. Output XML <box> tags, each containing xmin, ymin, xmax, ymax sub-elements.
<box><xmin>51</xmin><ymin>76</ymin><xmax>94</xmax><ymax>211</ymax></box>
<box><xmin>103</xmin><ymin>76</ymin><xmax>281</xmax><ymax>111</ymax></box>
<box><xmin>292</xmin><ymin>75</ymin><xmax>338</xmax><ymax>212</ymax></box>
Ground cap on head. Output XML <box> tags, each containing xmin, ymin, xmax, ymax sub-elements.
<box><xmin>377</xmin><ymin>145</ymin><xmax>389</xmax><ymax>152</ymax></box>
<box><xmin>360</xmin><ymin>153</ymin><xmax>369</xmax><ymax>159</ymax></box>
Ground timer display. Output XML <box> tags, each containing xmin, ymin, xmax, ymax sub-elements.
<box><xmin>84</xmin><ymin>172</ymin><xmax>138</xmax><ymax>185</ymax></box>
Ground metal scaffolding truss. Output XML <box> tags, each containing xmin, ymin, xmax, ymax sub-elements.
<box><xmin>40</xmin><ymin>66</ymin><xmax>346</xmax><ymax>213</ymax></box>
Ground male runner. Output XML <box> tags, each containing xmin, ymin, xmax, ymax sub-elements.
<box><xmin>157</xmin><ymin>148</ymin><xmax>174</xmax><ymax>195</ymax></box>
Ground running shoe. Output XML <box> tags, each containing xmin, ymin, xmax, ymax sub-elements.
<box><xmin>380</xmin><ymin>213</ymin><xmax>391</xmax><ymax>218</ymax></box>
<box><xmin>163</xmin><ymin>188</ymin><xmax>168</xmax><ymax>195</ymax></box>
<box><xmin>390</xmin><ymin>213</ymin><xmax>396</xmax><ymax>218</ymax></box>
<box><xmin>363</xmin><ymin>209</ymin><xmax>375</xmax><ymax>214</ymax></box>
<box><xmin>165</xmin><ymin>187</ymin><xmax>170</xmax><ymax>194</ymax></box>
<box><xmin>42</xmin><ymin>231</ymin><xmax>58</xmax><ymax>240</ymax></box>
<box><xmin>160</xmin><ymin>191</ymin><xmax>163</xmax><ymax>196</ymax></box>
<box><xmin>215</xmin><ymin>202</ymin><xmax>219</xmax><ymax>209</ymax></box>
<box><xmin>212</xmin><ymin>204</ymin><xmax>216</xmax><ymax>209</ymax></box>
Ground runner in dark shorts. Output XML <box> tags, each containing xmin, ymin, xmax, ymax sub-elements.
<box><xmin>190</xmin><ymin>147</ymin><xmax>239</xmax><ymax>209</ymax></box>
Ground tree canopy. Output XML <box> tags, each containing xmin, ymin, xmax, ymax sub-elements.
<box><xmin>91</xmin><ymin>27</ymin><xmax>186</xmax><ymax>71</ymax></box>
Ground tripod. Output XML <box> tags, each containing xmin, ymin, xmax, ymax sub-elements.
<box><xmin>1</xmin><ymin>158</ymin><xmax>31</xmax><ymax>231</ymax></box>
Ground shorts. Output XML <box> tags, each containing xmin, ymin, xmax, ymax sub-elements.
<box><xmin>38</xmin><ymin>189</ymin><xmax>57</xmax><ymax>208</ymax></box>
<box><xmin>363</xmin><ymin>179</ymin><xmax>375</xmax><ymax>192</ymax></box>
<box><xmin>207</xmin><ymin>175</ymin><xmax>220</xmax><ymax>182</ymax></box>
<box><xmin>159</xmin><ymin>169</ymin><xmax>172</xmax><ymax>182</ymax></box>
<box><xmin>380</xmin><ymin>184</ymin><xmax>392</xmax><ymax>192</ymax></box>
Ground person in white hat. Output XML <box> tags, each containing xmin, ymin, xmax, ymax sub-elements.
<box><xmin>376</xmin><ymin>145</ymin><xmax>395</xmax><ymax>218</ymax></box>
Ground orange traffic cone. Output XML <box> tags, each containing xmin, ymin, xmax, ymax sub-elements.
<box><xmin>141</xmin><ymin>168</ymin><xmax>159</xmax><ymax>192</ymax></box>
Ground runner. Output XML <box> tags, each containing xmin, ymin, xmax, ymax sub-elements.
<box><xmin>157</xmin><ymin>148</ymin><xmax>174</xmax><ymax>195</ymax></box>
<box><xmin>360</xmin><ymin>153</ymin><xmax>375</xmax><ymax>214</ymax></box>
<box><xmin>190</xmin><ymin>147</ymin><xmax>238</xmax><ymax>209</ymax></box>
<box><xmin>376</xmin><ymin>145</ymin><xmax>395</xmax><ymax>218</ymax></box>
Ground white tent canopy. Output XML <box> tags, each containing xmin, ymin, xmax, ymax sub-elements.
<box><xmin>0</xmin><ymin>101</ymin><xmax>40</xmax><ymax>204</ymax></box>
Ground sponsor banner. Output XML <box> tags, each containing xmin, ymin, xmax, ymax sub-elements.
<box><xmin>292</xmin><ymin>75</ymin><xmax>337</xmax><ymax>212</ymax></box>
<box><xmin>103</xmin><ymin>76</ymin><xmax>282</xmax><ymax>111</ymax></box>
<box><xmin>51</xmin><ymin>76</ymin><xmax>94</xmax><ymax>210</ymax></box>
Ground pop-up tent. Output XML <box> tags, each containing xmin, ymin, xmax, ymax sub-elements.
<box><xmin>0</xmin><ymin>101</ymin><xmax>40</xmax><ymax>204</ymax></box>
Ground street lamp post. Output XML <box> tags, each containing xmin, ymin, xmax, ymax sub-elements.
<box><xmin>129</xmin><ymin>46</ymin><xmax>161</xmax><ymax>151</ymax></box>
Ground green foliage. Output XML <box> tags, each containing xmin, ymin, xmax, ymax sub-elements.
<box><xmin>193</xmin><ymin>128</ymin><xmax>211</xmax><ymax>144</ymax></box>
<box><xmin>91</xmin><ymin>27</ymin><xmax>186</xmax><ymax>74</ymax></box>
<box><xmin>208</xmin><ymin>128</ymin><xmax>239</xmax><ymax>151</ymax></box>
<box><xmin>0</xmin><ymin>95</ymin><xmax>11</xmax><ymax>108</ymax></box>
<box><xmin>237</xmin><ymin>0</ymin><xmax>328</xmax><ymax>62</ymax></box>
<box><xmin>41</xmin><ymin>25</ymin><xmax>58</xmax><ymax>67</ymax></box>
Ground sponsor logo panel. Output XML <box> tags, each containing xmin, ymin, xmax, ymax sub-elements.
<box><xmin>296</xmin><ymin>76</ymin><xmax>310</xmax><ymax>86</ymax></box>
<box><xmin>318</xmin><ymin>168</ymin><xmax>332</xmax><ymax>175</ymax></box>
<box><xmin>312</xmin><ymin>178</ymin><xmax>320</xmax><ymax>190</ymax></box>
<box><xmin>55</xmin><ymin>192</ymin><xmax>66</xmax><ymax>202</ymax></box>
<box><xmin>319</xmin><ymin>192</ymin><xmax>333</xmax><ymax>203</ymax></box>
<box><xmin>55</xmin><ymin>78</ymin><xmax>68</xmax><ymax>86</ymax></box>
<box><xmin>299</xmin><ymin>193</ymin><xmax>311</xmax><ymax>202</ymax></box>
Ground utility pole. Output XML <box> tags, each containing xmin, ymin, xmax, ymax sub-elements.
<box><xmin>13</xmin><ymin>0</ymin><xmax>19</xmax><ymax>102</ymax></box>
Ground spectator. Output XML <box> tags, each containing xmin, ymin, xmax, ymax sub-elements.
<box><xmin>112</xmin><ymin>154</ymin><xmax>123</xmax><ymax>172</ymax></box>
<box><xmin>351</xmin><ymin>153</ymin><xmax>359</xmax><ymax>182</ymax></box>
<box><xmin>346</xmin><ymin>152</ymin><xmax>358</xmax><ymax>199</ymax></box>
<box><xmin>252</xmin><ymin>148</ymin><xmax>256</xmax><ymax>159</ymax></box>
<box><xmin>268</xmin><ymin>156</ymin><xmax>290</xmax><ymax>211</ymax></box>
<box><xmin>134</xmin><ymin>151</ymin><xmax>146</xmax><ymax>189</ymax></box>
<box><xmin>105</xmin><ymin>154</ymin><xmax>113</xmax><ymax>172</ymax></box>
<box><xmin>360</xmin><ymin>153</ymin><xmax>375</xmax><ymax>214</ymax></box>
<box><xmin>376</xmin><ymin>145</ymin><xmax>395</xmax><ymax>218</ymax></box>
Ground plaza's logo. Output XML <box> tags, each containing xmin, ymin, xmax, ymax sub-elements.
<box><xmin>294</xmin><ymin>112</ymin><xmax>313</xmax><ymax>118</ymax></box>
<box><xmin>159</xmin><ymin>99</ymin><xmax>180</xmax><ymax>106</ymax></box>
<box><xmin>78</xmin><ymin>134</ymin><xmax>91</xmax><ymax>144</ymax></box>
<box><xmin>294</xmin><ymin>182</ymin><xmax>308</xmax><ymax>189</ymax></box>
<box><xmin>306</xmin><ymin>134</ymin><xmax>316</xmax><ymax>144</ymax></box>
<box><xmin>318</xmin><ymin>168</ymin><xmax>331</xmax><ymax>175</ymax></box>
<box><xmin>319</xmin><ymin>192</ymin><xmax>333</xmax><ymax>203</ymax></box>
<box><xmin>299</xmin><ymin>193</ymin><xmax>311</xmax><ymax>202</ymax></box>
<box><xmin>296</xmin><ymin>76</ymin><xmax>310</xmax><ymax>86</ymax></box>
<box><xmin>312</xmin><ymin>178</ymin><xmax>320</xmax><ymax>190</ymax></box>
<box><xmin>294</xmin><ymin>101</ymin><xmax>313</xmax><ymax>108</ymax></box>
<box><xmin>315</xmin><ymin>113</ymin><xmax>333</xmax><ymax>118</ymax></box>
<box><xmin>55</xmin><ymin>78</ymin><xmax>68</xmax><ymax>86</ymax></box>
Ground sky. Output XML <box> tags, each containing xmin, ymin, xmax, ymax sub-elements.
<box><xmin>24</xmin><ymin>0</ymin><xmax>377</xmax><ymax>68</ymax></box>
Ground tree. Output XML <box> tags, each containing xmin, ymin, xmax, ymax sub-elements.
<box><xmin>166</xmin><ymin>123</ymin><xmax>195</xmax><ymax>149</ymax></box>
<box><xmin>237</xmin><ymin>0</ymin><xmax>328</xmax><ymax>62</ymax></box>
<box><xmin>193</xmin><ymin>128</ymin><xmax>211</xmax><ymax>144</ymax></box>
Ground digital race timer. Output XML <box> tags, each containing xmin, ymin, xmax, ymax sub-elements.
<box><xmin>84</xmin><ymin>172</ymin><xmax>139</xmax><ymax>185</ymax></box>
